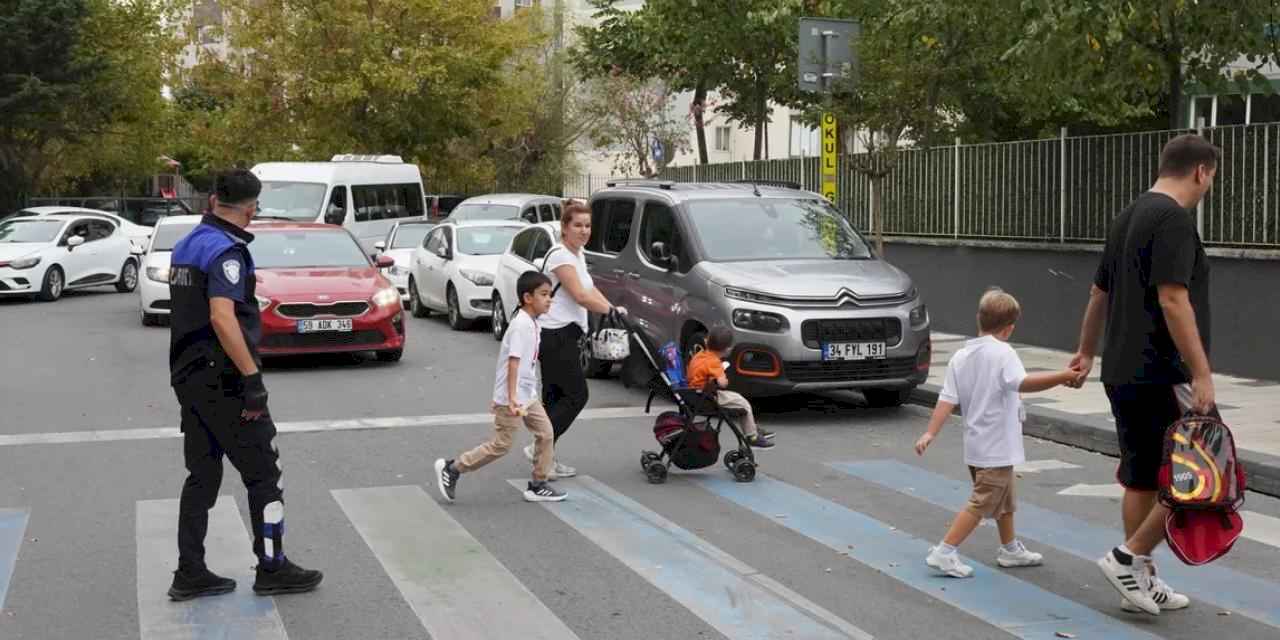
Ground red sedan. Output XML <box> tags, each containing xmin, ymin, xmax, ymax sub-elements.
<box><xmin>249</xmin><ymin>222</ymin><xmax>405</xmax><ymax>361</ymax></box>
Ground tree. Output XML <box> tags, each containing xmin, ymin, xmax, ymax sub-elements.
<box><xmin>580</xmin><ymin>71</ymin><xmax>689</xmax><ymax>177</ymax></box>
<box><xmin>1010</xmin><ymin>0</ymin><xmax>1278</xmax><ymax>131</ymax></box>
<box><xmin>203</xmin><ymin>0</ymin><xmax>546</xmax><ymax>190</ymax></box>
<box><xmin>0</xmin><ymin>0</ymin><xmax>176</xmax><ymax>210</ymax></box>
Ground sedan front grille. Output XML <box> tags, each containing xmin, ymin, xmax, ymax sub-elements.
<box><xmin>275</xmin><ymin>302</ymin><xmax>370</xmax><ymax>319</ymax></box>
<box><xmin>800</xmin><ymin>318</ymin><xmax>901</xmax><ymax>349</ymax></box>
<box><xmin>784</xmin><ymin>357</ymin><xmax>917</xmax><ymax>383</ymax></box>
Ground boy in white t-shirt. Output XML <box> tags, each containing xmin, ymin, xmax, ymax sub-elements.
<box><xmin>914</xmin><ymin>289</ymin><xmax>1080</xmax><ymax>577</ymax></box>
<box><xmin>434</xmin><ymin>272</ymin><xmax>566</xmax><ymax>503</ymax></box>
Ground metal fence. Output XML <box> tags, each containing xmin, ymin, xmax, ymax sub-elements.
<box><xmin>632</xmin><ymin>122</ymin><xmax>1280</xmax><ymax>249</ymax></box>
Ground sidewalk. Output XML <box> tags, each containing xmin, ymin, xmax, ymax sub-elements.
<box><xmin>911</xmin><ymin>332</ymin><xmax>1280</xmax><ymax>497</ymax></box>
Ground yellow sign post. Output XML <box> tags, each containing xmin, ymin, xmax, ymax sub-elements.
<box><xmin>821</xmin><ymin>112</ymin><xmax>837</xmax><ymax>202</ymax></box>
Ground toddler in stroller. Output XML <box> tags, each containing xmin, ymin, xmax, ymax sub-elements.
<box><xmin>633</xmin><ymin>325</ymin><xmax>774</xmax><ymax>484</ymax></box>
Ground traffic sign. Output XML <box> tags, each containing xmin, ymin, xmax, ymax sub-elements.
<box><xmin>798</xmin><ymin>18</ymin><xmax>860</xmax><ymax>94</ymax></box>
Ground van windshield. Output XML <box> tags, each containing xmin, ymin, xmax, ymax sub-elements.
<box><xmin>258</xmin><ymin>182</ymin><xmax>327</xmax><ymax>221</ymax></box>
<box><xmin>685</xmin><ymin>198</ymin><xmax>873</xmax><ymax>261</ymax></box>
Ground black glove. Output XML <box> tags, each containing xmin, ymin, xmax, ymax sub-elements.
<box><xmin>243</xmin><ymin>372</ymin><xmax>269</xmax><ymax>414</ymax></box>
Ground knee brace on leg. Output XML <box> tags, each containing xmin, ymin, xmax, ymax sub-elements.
<box><xmin>261</xmin><ymin>500</ymin><xmax>285</xmax><ymax>564</ymax></box>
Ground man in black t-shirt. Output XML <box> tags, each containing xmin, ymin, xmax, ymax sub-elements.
<box><xmin>1069</xmin><ymin>134</ymin><xmax>1219</xmax><ymax>616</ymax></box>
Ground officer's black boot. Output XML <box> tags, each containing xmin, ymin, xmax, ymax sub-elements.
<box><xmin>168</xmin><ymin>566</ymin><xmax>236</xmax><ymax>601</ymax></box>
<box><xmin>253</xmin><ymin>558</ymin><xmax>323</xmax><ymax>596</ymax></box>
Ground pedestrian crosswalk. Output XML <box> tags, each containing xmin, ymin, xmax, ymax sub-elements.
<box><xmin>2</xmin><ymin>460</ymin><xmax>1279</xmax><ymax>640</ymax></box>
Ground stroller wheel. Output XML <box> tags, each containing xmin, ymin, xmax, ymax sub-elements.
<box><xmin>641</xmin><ymin>451</ymin><xmax>660</xmax><ymax>468</ymax></box>
<box><xmin>723</xmin><ymin>450</ymin><xmax>744</xmax><ymax>470</ymax></box>
<box><xmin>646</xmin><ymin>462</ymin><xmax>668</xmax><ymax>484</ymax></box>
<box><xmin>732</xmin><ymin>460</ymin><xmax>756</xmax><ymax>483</ymax></box>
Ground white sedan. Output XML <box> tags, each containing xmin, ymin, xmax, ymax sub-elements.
<box><xmin>0</xmin><ymin>214</ymin><xmax>139</xmax><ymax>301</ymax></box>
<box><xmin>490</xmin><ymin>221</ymin><xmax>559</xmax><ymax>340</ymax></box>
<box><xmin>138</xmin><ymin>215</ymin><xmax>203</xmax><ymax>325</ymax></box>
<box><xmin>374</xmin><ymin>219</ymin><xmax>437</xmax><ymax>305</ymax></box>
<box><xmin>407</xmin><ymin>220</ymin><xmax>525</xmax><ymax>330</ymax></box>
<box><xmin>23</xmin><ymin>206</ymin><xmax>154</xmax><ymax>253</ymax></box>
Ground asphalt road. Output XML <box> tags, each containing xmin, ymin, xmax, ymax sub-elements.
<box><xmin>2</xmin><ymin>289</ymin><xmax>1278</xmax><ymax>640</ymax></box>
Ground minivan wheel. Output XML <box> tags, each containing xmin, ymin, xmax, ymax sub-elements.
<box><xmin>409</xmin><ymin>278</ymin><xmax>429</xmax><ymax>318</ymax></box>
<box><xmin>863</xmin><ymin>388</ymin><xmax>912</xmax><ymax>408</ymax></box>
<box><xmin>683</xmin><ymin>327</ymin><xmax>708</xmax><ymax>365</ymax></box>
<box><xmin>491</xmin><ymin>294</ymin><xmax>506</xmax><ymax>341</ymax></box>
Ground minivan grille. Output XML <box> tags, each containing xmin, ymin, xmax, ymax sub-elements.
<box><xmin>276</xmin><ymin>302</ymin><xmax>370</xmax><ymax>318</ymax></box>
<box><xmin>784</xmin><ymin>357</ymin><xmax>917</xmax><ymax>383</ymax></box>
<box><xmin>801</xmin><ymin>318</ymin><xmax>901</xmax><ymax>349</ymax></box>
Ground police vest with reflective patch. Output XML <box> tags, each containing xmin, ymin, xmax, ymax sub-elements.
<box><xmin>168</xmin><ymin>216</ymin><xmax>260</xmax><ymax>385</ymax></box>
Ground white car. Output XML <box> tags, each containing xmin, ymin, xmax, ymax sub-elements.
<box><xmin>0</xmin><ymin>214</ymin><xmax>139</xmax><ymax>302</ymax></box>
<box><xmin>138</xmin><ymin>215</ymin><xmax>203</xmax><ymax>325</ymax></box>
<box><xmin>490</xmin><ymin>221</ymin><xmax>560</xmax><ymax>340</ymax></box>
<box><xmin>22</xmin><ymin>206</ymin><xmax>154</xmax><ymax>253</ymax></box>
<box><xmin>407</xmin><ymin>220</ymin><xmax>525</xmax><ymax>330</ymax></box>
<box><xmin>374</xmin><ymin>219</ymin><xmax>437</xmax><ymax>305</ymax></box>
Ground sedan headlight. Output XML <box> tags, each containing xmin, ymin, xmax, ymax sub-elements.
<box><xmin>732</xmin><ymin>309</ymin><xmax>789</xmax><ymax>333</ymax></box>
<box><xmin>459</xmin><ymin>269</ymin><xmax>494</xmax><ymax>287</ymax></box>
<box><xmin>255</xmin><ymin>295</ymin><xmax>272</xmax><ymax>311</ymax></box>
<box><xmin>371</xmin><ymin>286</ymin><xmax>401</xmax><ymax>308</ymax></box>
<box><xmin>146</xmin><ymin>266</ymin><xmax>170</xmax><ymax>283</ymax></box>
<box><xmin>388</xmin><ymin>265</ymin><xmax>410</xmax><ymax>277</ymax></box>
<box><xmin>909</xmin><ymin>303</ymin><xmax>929</xmax><ymax>327</ymax></box>
<box><xmin>9</xmin><ymin>256</ymin><xmax>41</xmax><ymax>270</ymax></box>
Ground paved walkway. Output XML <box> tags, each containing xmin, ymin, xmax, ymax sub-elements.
<box><xmin>924</xmin><ymin>332</ymin><xmax>1280</xmax><ymax>468</ymax></box>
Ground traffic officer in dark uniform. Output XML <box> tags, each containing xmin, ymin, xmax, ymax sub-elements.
<box><xmin>166</xmin><ymin>169</ymin><xmax>322</xmax><ymax>601</ymax></box>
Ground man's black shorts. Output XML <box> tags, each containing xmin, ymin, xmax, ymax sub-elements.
<box><xmin>1104</xmin><ymin>383</ymin><xmax>1183</xmax><ymax>490</ymax></box>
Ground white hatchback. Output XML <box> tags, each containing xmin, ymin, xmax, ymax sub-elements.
<box><xmin>23</xmin><ymin>207</ymin><xmax>154</xmax><ymax>253</ymax></box>
<box><xmin>138</xmin><ymin>215</ymin><xmax>203</xmax><ymax>325</ymax></box>
<box><xmin>407</xmin><ymin>221</ymin><xmax>525</xmax><ymax>331</ymax></box>
<box><xmin>0</xmin><ymin>215</ymin><xmax>139</xmax><ymax>301</ymax></box>
<box><xmin>374</xmin><ymin>219</ymin><xmax>437</xmax><ymax>305</ymax></box>
<box><xmin>490</xmin><ymin>221</ymin><xmax>560</xmax><ymax>340</ymax></box>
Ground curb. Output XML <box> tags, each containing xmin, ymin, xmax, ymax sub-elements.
<box><xmin>909</xmin><ymin>384</ymin><xmax>1280</xmax><ymax>499</ymax></box>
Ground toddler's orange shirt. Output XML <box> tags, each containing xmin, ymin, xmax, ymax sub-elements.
<box><xmin>688</xmin><ymin>350</ymin><xmax>724</xmax><ymax>391</ymax></box>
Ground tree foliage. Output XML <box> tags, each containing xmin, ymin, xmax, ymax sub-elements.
<box><xmin>579</xmin><ymin>72</ymin><xmax>689</xmax><ymax>177</ymax></box>
<box><xmin>0</xmin><ymin>0</ymin><xmax>177</xmax><ymax>210</ymax></box>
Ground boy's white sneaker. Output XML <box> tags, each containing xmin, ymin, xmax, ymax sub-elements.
<box><xmin>553</xmin><ymin>461</ymin><xmax>577</xmax><ymax>478</ymax></box>
<box><xmin>996</xmin><ymin>541</ymin><xmax>1043</xmax><ymax>568</ymax></box>
<box><xmin>1120</xmin><ymin>559</ymin><xmax>1190</xmax><ymax>612</ymax></box>
<box><xmin>1097</xmin><ymin>549</ymin><xmax>1160</xmax><ymax>615</ymax></box>
<box><xmin>926</xmin><ymin>547</ymin><xmax>974</xmax><ymax>578</ymax></box>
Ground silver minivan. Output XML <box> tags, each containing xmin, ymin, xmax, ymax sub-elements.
<box><xmin>585</xmin><ymin>181</ymin><xmax>931</xmax><ymax>406</ymax></box>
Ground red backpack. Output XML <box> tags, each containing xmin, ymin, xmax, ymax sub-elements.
<box><xmin>1157</xmin><ymin>412</ymin><xmax>1247</xmax><ymax>565</ymax></box>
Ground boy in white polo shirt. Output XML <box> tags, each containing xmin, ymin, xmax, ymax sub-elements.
<box><xmin>434</xmin><ymin>271</ymin><xmax>566</xmax><ymax>503</ymax></box>
<box><xmin>914</xmin><ymin>289</ymin><xmax>1080</xmax><ymax>577</ymax></box>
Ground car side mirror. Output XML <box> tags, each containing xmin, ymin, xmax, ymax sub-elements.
<box><xmin>374</xmin><ymin>240</ymin><xmax>386</xmax><ymax>251</ymax></box>
<box><xmin>324</xmin><ymin>207</ymin><xmax>345</xmax><ymax>226</ymax></box>
<box><xmin>375</xmin><ymin>254</ymin><xmax>395</xmax><ymax>269</ymax></box>
<box><xmin>436</xmin><ymin>247</ymin><xmax>451</xmax><ymax>260</ymax></box>
<box><xmin>67</xmin><ymin>235</ymin><xmax>86</xmax><ymax>249</ymax></box>
<box><xmin>650</xmin><ymin>241</ymin><xmax>674</xmax><ymax>270</ymax></box>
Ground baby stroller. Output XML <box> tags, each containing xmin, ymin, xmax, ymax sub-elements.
<box><xmin>619</xmin><ymin>316</ymin><xmax>758</xmax><ymax>484</ymax></box>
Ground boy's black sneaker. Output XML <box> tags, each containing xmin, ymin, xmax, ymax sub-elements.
<box><xmin>758</xmin><ymin>428</ymin><xmax>776</xmax><ymax>440</ymax></box>
<box><xmin>523</xmin><ymin>481</ymin><xmax>567</xmax><ymax>502</ymax></box>
<box><xmin>167</xmin><ymin>566</ymin><xmax>236</xmax><ymax>601</ymax></box>
<box><xmin>253</xmin><ymin>558</ymin><xmax>323</xmax><ymax>596</ymax></box>
<box><xmin>435</xmin><ymin>458</ymin><xmax>460</xmax><ymax>502</ymax></box>
<box><xmin>748</xmin><ymin>434</ymin><xmax>775</xmax><ymax>449</ymax></box>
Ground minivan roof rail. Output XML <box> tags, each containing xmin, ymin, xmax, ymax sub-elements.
<box><xmin>729</xmin><ymin>179</ymin><xmax>802</xmax><ymax>190</ymax></box>
<box><xmin>604</xmin><ymin>178</ymin><xmax>675</xmax><ymax>189</ymax></box>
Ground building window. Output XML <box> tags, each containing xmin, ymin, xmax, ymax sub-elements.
<box><xmin>515</xmin><ymin>0</ymin><xmax>536</xmax><ymax>7</ymax></box>
<box><xmin>1252</xmin><ymin>93</ymin><xmax>1280</xmax><ymax>124</ymax></box>
<box><xmin>714</xmin><ymin>126</ymin><xmax>731</xmax><ymax>152</ymax></box>
<box><xmin>1218</xmin><ymin>95</ymin><xmax>1247</xmax><ymax>126</ymax></box>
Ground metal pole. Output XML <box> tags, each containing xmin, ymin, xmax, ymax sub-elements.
<box><xmin>953</xmin><ymin>137</ymin><xmax>960</xmax><ymax>238</ymax></box>
<box><xmin>1196</xmin><ymin>118</ymin><xmax>1206</xmax><ymax>237</ymax></box>
<box><xmin>1060</xmin><ymin>127</ymin><xmax>1067</xmax><ymax>242</ymax></box>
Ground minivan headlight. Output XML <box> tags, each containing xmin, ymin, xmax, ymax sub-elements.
<box><xmin>724</xmin><ymin>286</ymin><xmax>771</xmax><ymax>303</ymax></box>
<box><xmin>732</xmin><ymin>309</ymin><xmax>789</xmax><ymax>333</ymax></box>
<box><xmin>909</xmin><ymin>303</ymin><xmax>929</xmax><ymax>328</ymax></box>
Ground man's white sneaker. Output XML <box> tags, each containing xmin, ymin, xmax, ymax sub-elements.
<box><xmin>926</xmin><ymin>547</ymin><xmax>974</xmax><ymax>578</ymax></box>
<box><xmin>1097</xmin><ymin>550</ymin><xmax>1160</xmax><ymax>615</ymax></box>
<box><xmin>553</xmin><ymin>461</ymin><xmax>577</xmax><ymax>478</ymax></box>
<box><xmin>996</xmin><ymin>541</ymin><xmax>1043</xmax><ymax>568</ymax></box>
<box><xmin>1120</xmin><ymin>559</ymin><xmax>1190</xmax><ymax>611</ymax></box>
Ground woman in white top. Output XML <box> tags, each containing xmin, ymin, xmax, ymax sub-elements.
<box><xmin>522</xmin><ymin>201</ymin><xmax>625</xmax><ymax>478</ymax></box>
